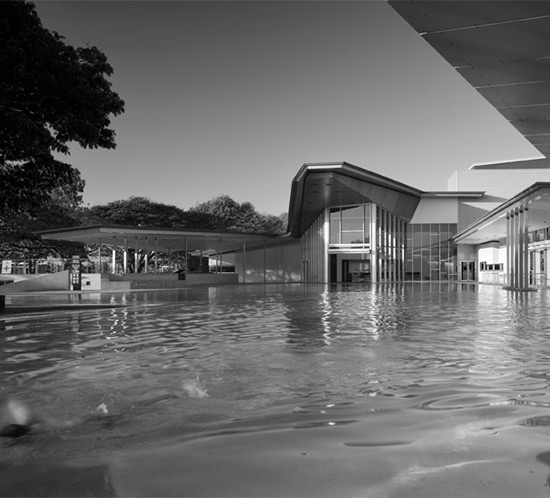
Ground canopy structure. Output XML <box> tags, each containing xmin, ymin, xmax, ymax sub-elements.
<box><xmin>38</xmin><ymin>225</ymin><xmax>281</xmax><ymax>280</ymax></box>
<box><xmin>388</xmin><ymin>1</ymin><xmax>550</xmax><ymax>159</ymax></box>
<box><xmin>38</xmin><ymin>225</ymin><xmax>279</xmax><ymax>255</ymax></box>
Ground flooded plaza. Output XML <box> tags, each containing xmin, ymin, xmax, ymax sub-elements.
<box><xmin>2</xmin><ymin>283</ymin><xmax>550</xmax><ymax>497</ymax></box>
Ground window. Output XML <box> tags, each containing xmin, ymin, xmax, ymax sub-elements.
<box><xmin>329</xmin><ymin>205</ymin><xmax>371</xmax><ymax>247</ymax></box>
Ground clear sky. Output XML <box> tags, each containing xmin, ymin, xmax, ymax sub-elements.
<box><xmin>34</xmin><ymin>0</ymin><xmax>540</xmax><ymax>216</ymax></box>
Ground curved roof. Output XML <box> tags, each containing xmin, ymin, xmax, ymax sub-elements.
<box><xmin>287</xmin><ymin>162</ymin><xmax>423</xmax><ymax>237</ymax></box>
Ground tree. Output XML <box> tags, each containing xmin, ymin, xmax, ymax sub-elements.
<box><xmin>0</xmin><ymin>170</ymin><xmax>86</xmax><ymax>260</ymax></box>
<box><xmin>0</xmin><ymin>0</ymin><xmax>124</xmax><ymax>214</ymax></box>
<box><xmin>80</xmin><ymin>196</ymin><xmax>212</xmax><ymax>228</ymax></box>
<box><xmin>189</xmin><ymin>195</ymin><xmax>287</xmax><ymax>233</ymax></box>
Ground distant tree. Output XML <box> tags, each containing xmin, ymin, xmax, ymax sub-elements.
<box><xmin>81</xmin><ymin>196</ymin><xmax>212</xmax><ymax>228</ymax></box>
<box><xmin>189</xmin><ymin>195</ymin><xmax>287</xmax><ymax>233</ymax></box>
<box><xmin>0</xmin><ymin>0</ymin><xmax>124</xmax><ymax>215</ymax></box>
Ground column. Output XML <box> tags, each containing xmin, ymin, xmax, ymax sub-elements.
<box><xmin>144</xmin><ymin>238</ymin><xmax>148</xmax><ymax>274</ymax></box>
<box><xmin>506</xmin><ymin>213</ymin><xmax>511</xmax><ymax>287</ymax></box>
<box><xmin>98</xmin><ymin>240</ymin><xmax>102</xmax><ymax>274</ymax></box>
<box><xmin>134</xmin><ymin>238</ymin><xmax>139</xmax><ymax>273</ymax></box>
<box><xmin>323</xmin><ymin>208</ymin><xmax>330</xmax><ymax>284</ymax></box>
<box><xmin>242</xmin><ymin>240</ymin><xmax>246</xmax><ymax>284</ymax></box>
<box><xmin>522</xmin><ymin>206</ymin><xmax>530</xmax><ymax>289</ymax></box>
<box><xmin>219</xmin><ymin>238</ymin><xmax>223</xmax><ymax>282</ymax></box>
<box><xmin>123</xmin><ymin>237</ymin><xmax>128</xmax><ymax>274</ymax></box>
<box><xmin>154</xmin><ymin>238</ymin><xmax>159</xmax><ymax>273</ymax></box>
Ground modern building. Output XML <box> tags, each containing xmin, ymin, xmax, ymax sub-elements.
<box><xmin>8</xmin><ymin>1</ymin><xmax>550</xmax><ymax>292</ymax></box>
<box><xmin>28</xmin><ymin>158</ymin><xmax>550</xmax><ymax>292</ymax></box>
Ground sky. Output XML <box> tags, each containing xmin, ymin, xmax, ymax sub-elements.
<box><xmin>34</xmin><ymin>0</ymin><xmax>541</xmax><ymax>216</ymax></box>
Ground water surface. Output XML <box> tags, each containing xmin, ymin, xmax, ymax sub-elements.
<box><xmin>2</xmin><ymin>283</ymin><xmax>550</xmax><ymax>497</ymax></box>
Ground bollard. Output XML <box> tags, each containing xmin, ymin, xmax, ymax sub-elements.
<box><xmin>0</xmin><ymin>294</ymin><xmax>4</xmax><ymax>312</ymax></box>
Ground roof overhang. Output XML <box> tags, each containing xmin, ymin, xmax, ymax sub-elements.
<box><xmin>388</xmin><ymin>1</ymin><xmax>550</xmax><ymax>158</ymax></box>
<box><xmin>287</xmin><ymin>162</ymin><xmax>423</xmax><ymax>236</ymax></box>
<box><xmin>454</xmin><ymin>182</ymin><xmax>550</xmax><ymax>244</ymax></box>
<box><xmin>37</xmin><ymin>225</ymin><xmax>280</xmax><ymax>254</ymax></box>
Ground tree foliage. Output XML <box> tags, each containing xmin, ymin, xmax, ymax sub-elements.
<box><xmin>0</xmin><ymin>0</ymin><xmax>124</xmax><ymax>214</ymax></box>
<box><xmin>189</xmin><ymin>195</ymin><xmax>287</xmax><ymax>233</ymax></box>
<box><xmin>82</xmin><ymin>195</ymin><xmax>287</xmax><ymax>234</ymax></box>
<box><xmin>81</xmin><ymin>196</ymin><xmax>212</xmax><ymax>228</ymax></box>
<box><xmin>0</xmin><ymin>170</ymin><xmax>86</xmax><ymax>259</ymax></box>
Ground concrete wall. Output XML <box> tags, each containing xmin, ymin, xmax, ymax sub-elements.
<box><xmin>81</xmin><ymin>273</ymin><xmax>101</xmax><ymax>290</ymax></box>
<box><xmin>0</xmin><ymin>270</ymin><xmax>70</xmax><ymax>293</ymax></box>
<box><xmin>234</xmin><ymin>238</ymin><xmax>302</xmax><ymax>283</ymax></box>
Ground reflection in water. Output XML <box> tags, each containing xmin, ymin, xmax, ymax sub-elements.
<box><xmin>2</xmin><ymin>284</ymin><xmax>550</xmax><ymax>496</ymax></box>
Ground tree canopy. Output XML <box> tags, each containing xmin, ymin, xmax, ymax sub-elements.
<box><xmin>83</xmin><ymin>195</ymin><xmax>287</xmax><ymax>234</ymax></box>
<box><xmin>0</xmin><ymin>0</ymin><xmax>124</xmax><ymax>214</ymax></box>
<box><xmin>81</xmin><ymin>196</ymin><xmax>210</xmax><ymax>228</ymax></box>
<box><xmin>189</xmin><ymin>195</ymin><xmax>287</xmax><ymax>233</ymax></box>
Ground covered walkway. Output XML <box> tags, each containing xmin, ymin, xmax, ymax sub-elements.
<box><xmin>37</xmin><ymin>225</ymin><xmax>281</xmax><ymax>287</ymax></box>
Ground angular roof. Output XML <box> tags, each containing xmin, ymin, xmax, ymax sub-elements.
<box><xmin>287</xmin><ymin>162</ymin><xmax>423</xmax><ymax>236</ymax></box>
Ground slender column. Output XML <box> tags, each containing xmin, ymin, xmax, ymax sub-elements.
<box><xmin>323</xmin><ymin>208</ymin><xmax>330</xmax><ymax>284</ymax></box>
<box><xmin>112</xmin><ymin>248</ymin><xmax>116</xmax><ymax>274</ymax></box>
<box><xmin>370</xmin><ymin>204</ymin><xmax>377</xmax><ymax>284</ymax></box>
<box><xmin>506</xmin><ymin>214</ymin><xmax>511</xmax><ymax>287</ymax></box>
<box><xmin>184</xmin><ymin>238</ymin><xmax>188</xmax><ymax>277</ymax></box>
<box><xmin>219</xmin><ymin>237</ymin><xmax>223</xmax><ymax>282</ymax></box>
<box><xmin>123</xmin><ymin>237</ymin><xmax>128</xmax><ymax>274</ymax></box>
<box><xmin>511</xmin><ymin>210</ymin><xmax>517</xmax><ymax>289</ymax></box>
<box><xmin>154</xmin><ymin>238</ymin><xmax>158</xmax><ymax>273</ymax></box>
<box><xmin>134</xmin><ymin>238</ymin><xmax>139</xmax><ymax>273</ymax></box>
<box><xmin>98</xmin><ymin>240</ymin><xmax>102</xmax><ymax>274</ymax></box>
<box><xmin>522</xmin><ymin>206</ymin><xmax>530</xmax><ymax>289</ymax></box>
<box><xmin>144</xmin><ymin>238</ymin><xmax>148</xmax><ymax>274</ymax></box>
<box><xmin>264</xmin><ymin>240</ymin><xmax>267</xmax><ymax>284</ymax></box>
<box><xmin>242</xmin><ymin>240</ymin><xmax>246</xmax><ymax>284</ymax></box>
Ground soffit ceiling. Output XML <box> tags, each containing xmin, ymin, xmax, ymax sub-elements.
<box><xmin>388</xmin><ymin>1</ymin><xmax>550</xmax><ymax>156</ymax></box>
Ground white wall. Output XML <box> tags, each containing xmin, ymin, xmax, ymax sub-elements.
<box><xmin>81</xmin><ymin>273</ymin><xmax>101</xmax><ymax>290</ymax></box>
<box><xmin>410</xmin><ymin>197</ymin><xmax>458</xmax><ymax>224</ymax></box>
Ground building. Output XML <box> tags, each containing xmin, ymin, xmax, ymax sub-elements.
<box><xmin>9</xmin><ymin>1</ymin><xmax>550</xmax><ymax>292</ymax></box>
<box><xmin>28</xmin><ymin>158</ymin><xmax>550</xmax><ymax>292</ymax></box>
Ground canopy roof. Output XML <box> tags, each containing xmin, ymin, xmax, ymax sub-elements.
<box><xmin>454</xmin><ymin>182</ymin><xmax>550</xmax><ymax>244</ymax></box>
<box><xmin>389</xmin><ymin>1</ymin><xmax>550</xmax><ymax>158</ymax></box>
<box><xmin>38</xmin><ymin>225</ymin><xmax>280</xmax><ymax>254</ymax></box>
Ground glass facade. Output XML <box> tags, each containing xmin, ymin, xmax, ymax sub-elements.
<box><xmin>302</xmin><ymin>206</ymin><xmax>458</xmax><ymax>284</ymax></box>
<box><xmin>404</xmin><ymin>223</ymin><xmax>458</xmax><ymax>281</ymax></box>
<box><xmin>327</xmin><ymin>203</ymin><xmax>405</xmax><ymax>283</ymax></box>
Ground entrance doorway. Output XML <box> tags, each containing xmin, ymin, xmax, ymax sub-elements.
<box><xmin>342</xmin><ymin>259</ymin><xmax>371</xmax><ymax>283</ymax></box>
<box><xmin>460</xmin><ymin>261</ymin><xmax>476</xmax><ymax>281</ymax></box>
